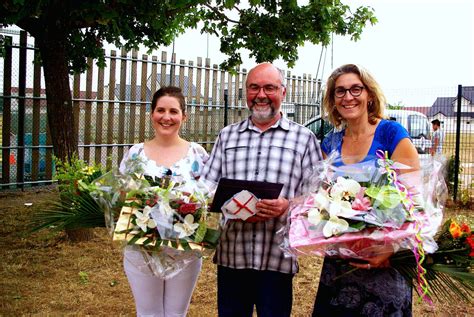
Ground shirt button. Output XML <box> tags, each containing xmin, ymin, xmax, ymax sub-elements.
<box><xmin>257</xmin><ymin>151</ymin><xmax>261</xmax><ymax>155</ymax></box>
<box><xmin>255</xmin><ymin>171</ymin><xmax>259</xmax><ymax>175</ymax></box>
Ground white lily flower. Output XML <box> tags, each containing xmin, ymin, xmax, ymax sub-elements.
<box><xmin>313</xmin><ymin>191</ymin><xmax>330</xmax><ymax>211</ymax></box>
<box><xmin>307</xmin><ymin>208</ymin><xmax>323</xmax><ymax>225</ymax></box>
<box><xmin>323</xmin><ymin>216</ymin><xmax>349</xmax><ymax>238</ymax></box>
<box><xmin>173</xmin><ymin>214</ymin><xmax>199</xmax><ymax>238</ymax></box>
<box><xmin>134</xmin><ymin>205</ymin><xmax>157</xmax><ymax>232</ymax></box>
<box><xmin>179</xmin><ymin>194</ymin><xmax>191</xmax><ymax>204</ymax></box>
<box><xmin>330</xmin><ymin>177</ymin><xmax>361</xmax><ymax>200</ymax></box>
<box><xmin>167</xmin><ymin>190</ymin><xmax>180</xmax><ymax>200</ymax></box>
<box><xmin>328</xmin><ymin>198</ymin><xmax>360</xmax><ymax>218</ymax></box>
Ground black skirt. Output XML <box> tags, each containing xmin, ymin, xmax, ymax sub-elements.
<box><xmin>312</xmin><ymin>258</ymin><xmax>412</xmax><ymax>317</ymax></box>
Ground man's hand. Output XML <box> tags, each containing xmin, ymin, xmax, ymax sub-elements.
<box><xmin>255</xmin><ymin>197</ymin><xmax>289</xmax><ymax>219</ymax></box>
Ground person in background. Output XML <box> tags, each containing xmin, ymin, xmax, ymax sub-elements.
<box><xmin>119</xmin><ymin>86</ymin><xmax>208</xmax><ymax>317</ymax></box>
<box><xmin>312</xmin><ymin>64</ymin><xmax>419</xmax><ymax>316</ymax></box>
<box><xmin>202</xmin><ymin>63</ymin><xmax>322</xmax><ymax>317</ymax></box>
<box><xmin>431</xmin><ymin>119</ymin><xmax>444</xmax><ymax>156</ymax></box>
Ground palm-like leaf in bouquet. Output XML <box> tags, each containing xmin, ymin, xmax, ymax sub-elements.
<box><xmin>391</xmin><ymin>218</ymin><xmax>474</xmax><ymax>302</ymax></box>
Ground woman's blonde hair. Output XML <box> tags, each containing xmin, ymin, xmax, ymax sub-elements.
<box><xmin>323</xmin><ymin>64</ymin><xmax>386</xmax><ymax>127</ymax></box>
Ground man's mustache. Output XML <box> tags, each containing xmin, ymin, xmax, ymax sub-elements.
<box><xmin>252</xmin><ymin>97</ymin><xmax>271</xmax><ymax>104</ymax></box>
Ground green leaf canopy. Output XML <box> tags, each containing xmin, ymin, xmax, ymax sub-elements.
<box><xmin>0</xmin><ymin>0</ymin><xmax>376</xmax><ymax>160</ymax></box>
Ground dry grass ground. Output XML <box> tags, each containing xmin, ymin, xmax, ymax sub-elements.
<box><xmin>0</xmin><ymin>188</ymin><xmax>473</xmax><ymax>316</ymax></box>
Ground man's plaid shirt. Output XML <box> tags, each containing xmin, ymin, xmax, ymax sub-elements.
<box><xmin>202</xmin><ymin>116</ymin><xmax>322</xmax><ymax>274</ymax></box>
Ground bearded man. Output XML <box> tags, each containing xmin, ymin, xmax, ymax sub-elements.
<box><xmin>202</xmin><ymin>63</ymin><xmax>322</xmax><ymax>317</ymax></box>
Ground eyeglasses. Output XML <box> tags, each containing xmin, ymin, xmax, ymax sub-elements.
<box><xmin>247</xmin><ymin>84</ymin><xmax>282</xmax><ymax>95</ymax></box>
<box><xmin>334</xmin><ymin>85</ymin><xmax>365</xmax><ymax>98</ymax></box>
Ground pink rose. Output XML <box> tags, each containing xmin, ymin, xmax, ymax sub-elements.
<box><xmin>351</xmin><ymin>187</ymin><xmax>371</xmax><ymax>211</ymax></box>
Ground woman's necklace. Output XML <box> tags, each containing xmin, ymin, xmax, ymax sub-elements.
<box><xmin>345</xmin><ymin>127</ymin><xmax>374</xmax><ymax>142</ymax></box>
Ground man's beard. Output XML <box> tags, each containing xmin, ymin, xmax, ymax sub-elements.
<box><xmin>250</xmin><ymin>98</ymin><xmax>276</xmax><ymax>123</ymax></box>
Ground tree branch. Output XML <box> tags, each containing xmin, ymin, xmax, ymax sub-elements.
<box><xmin>233</xmin><ymin>5</ymin><xmax>243</xmax><ymax>14</ymax></box>
<box><xmin>204</xmin><ymin>3</ymin><xmax>240</xmax><ymax>24</ymax></box>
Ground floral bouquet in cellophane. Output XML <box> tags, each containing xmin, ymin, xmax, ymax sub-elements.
<box><xmin>113</xmin><ymin>174</ymin><xmax>219</xmax><ymax>251</ymax></box>
<box><xmin>284</xmin><ymin>150</ymin><xmax>443</xmax><ymax>258</ymax></box>
<box><xmin>89</xmin><ymin>155</ymin><xmax>219</xmax><ymax>278</ymax></box>
<box><xmin>281</xmin><ymin>150</ymin><xmax>461</xmax><ymax>301</ymax></box>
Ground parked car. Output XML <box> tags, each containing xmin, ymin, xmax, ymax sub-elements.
<box><xmin>385</xmin><ymin>109</ymin><xmax>432</xmax><ymax>154</ymax></box>
<box><xmin>303</xmin><ymin>115</ymin><xmax>334</xmax><ymax>141</ymax></box>
<box><xmin>304</xmin><ymin>109</ymin><xmax>432</xmax><ymax>154</ymax></box>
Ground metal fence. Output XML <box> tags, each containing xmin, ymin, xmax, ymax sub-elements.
<box><xmin>0</xmin><ymin>30</ymin><xmax>321</xmax><ymax>188</ymax></box>
<box><xmin>1</xmin><ymin>30</ymin><xmax>473</xmax><ymax>203</ymax></box>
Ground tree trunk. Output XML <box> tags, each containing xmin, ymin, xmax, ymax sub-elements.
<box><xmin>35</xmin><ymin>29</ymin><xmax>78</xmax><ymax>162</ymax></box>
<box><xmin>35</xmin><ymin>28</ymin><xmax>91</xmax><ymax>242</ymax></box>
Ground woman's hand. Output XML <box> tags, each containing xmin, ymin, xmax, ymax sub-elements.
<box><xmin>255</xmin><ymin>197</ymin><xmax>289</xmax><ymax>219</ymax></box>
<box><xmin>349</xmin><ymin>246</ymin><xmax>394</xmax><ymax>270</ymax></box>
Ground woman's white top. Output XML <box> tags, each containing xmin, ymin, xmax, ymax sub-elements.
<box><xmin>119</xmin><ymin>142</ymin><xmax>208</xmax><ymax>182</ymax></box>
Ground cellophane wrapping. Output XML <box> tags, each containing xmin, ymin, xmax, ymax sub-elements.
<box><xmin>89</xmin><ymin>155</ymin><xmax>220</xmax><ymax>279</ymax></box>
<box><xmin>281</xmin><ymin>151</ymin><xmax>447</xmax><ymax>260</ymax></box>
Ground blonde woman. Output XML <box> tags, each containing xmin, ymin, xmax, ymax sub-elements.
<box><xmin>312</xmin><ymin>64</ymin><xmax>419</xmax><ymax>316</ymax></box>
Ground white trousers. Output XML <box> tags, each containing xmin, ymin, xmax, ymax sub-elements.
<box><xmin>124</xmin><ymin>250</ymin><xmax>202</xmax><ymax>317</ymax></box>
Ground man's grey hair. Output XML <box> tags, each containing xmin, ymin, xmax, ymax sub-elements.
<box><xmin>277</xmin><ymin>67</ymin><xmax>285</xmax><ymax>87</ymax></box>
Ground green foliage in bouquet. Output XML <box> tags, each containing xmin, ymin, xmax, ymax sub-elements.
<box><xmin>365</xmin><ymin>185</ymin><xmax>404</xmax><ymax>210</ymax></box>
<box><xmin>30</xmin><ymin>156</ymin><xmax>107</xmax><ymax>233</ymax></box>
<box><xmin>114</xmin><ymin>175</ymin><xmax>220</xmax><ymax>251</ymax></box>
<box><xmin>391</xmin><ymin>218</ymin><xmax>474</xmax><ymax>302</ymax></box>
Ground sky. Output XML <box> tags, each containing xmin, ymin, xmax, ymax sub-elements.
<box><xmin>2</xmin><ymin>0</ymin><xmax>472</xmax><ymax>107</ymax></box>
<box><xmin>160</xmin><ymin>0</ymin><xmax>474</xmax><ymax>107</ymax></box>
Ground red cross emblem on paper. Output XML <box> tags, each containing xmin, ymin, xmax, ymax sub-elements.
<box><xmin>230</xmin><ymin>195</ymin><xmax>255</xmax><ymax>215</ymax></box>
